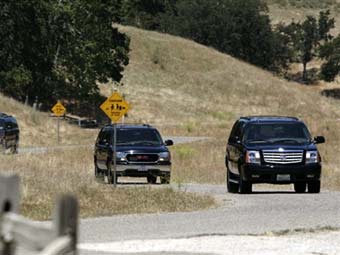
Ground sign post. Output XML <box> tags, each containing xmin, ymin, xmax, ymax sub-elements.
<box><xmin>51</xmin><ymin>101</ymin><xmax>66</xmax><ymax>144</ymax></box>
<box><xmin>100</xmin><ymin>92</ymin><xmax>130</xmax><ymax>187</ymax></box>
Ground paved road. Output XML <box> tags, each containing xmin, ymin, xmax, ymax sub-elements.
<box><xmin>79</xmin><ymin>184</ymin><xmax>340</xmax><ymax>254</ymax></box>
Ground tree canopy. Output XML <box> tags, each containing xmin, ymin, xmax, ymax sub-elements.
<box><xmin>0</xmin><ymin>0</ymin><xmax>130</xmax><ymax>110</ymax></box>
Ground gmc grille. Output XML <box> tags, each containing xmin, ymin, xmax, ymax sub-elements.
<box><xmin>262</xmin><ymin>150</ymin><xmax>304</xmax><ymax>164</ymax></box>
<box><xmin>126</xmin><ymin>154</ymin><xmax>159</xmax><ymax>163</ymax></box>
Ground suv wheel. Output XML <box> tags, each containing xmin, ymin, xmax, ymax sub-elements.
<box><xmin>239</xmin><ymin>176</ymin><xmax>252</xmax><ymax>194</ymax></box>
<box><xmin>147</xmin><ymin>176</ymin><xmax>157</xmax><ymax>184</ymax></box>
<box><xmin>307</xmin><ymin>181</ymin><xmax>320</xmax><ymax>193</ymax></box>
<box><xmin>227</xmin><ymin>170</ymin><xmax>239</xmax><ymax>193</ymax></box>
<box><xmin>95</xmin><ymin>164</ymin><xmax>104</xmax><ymax>178</ymax></box>
<box><xmin>10</xmin><ymin>145</ymin><xmax>17</xmax><ymax>154</ymax></box>
<box><xmin>294</xmin><ymin>182</ymin><xmax>306</xmax><ymax>193</ymax></box>
<box><xmin>107</xmin><ymin>173</ymin><xmax>118</xmax><ymax>184</ymax></box>
<box><xmin>160</xmin><ymin>175</ymin><xmax>170</xmax><ymax>184</ymax></box>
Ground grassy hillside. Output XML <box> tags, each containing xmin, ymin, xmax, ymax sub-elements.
<box><xmin>267</xmin><ymin>0</ymin><xmax>340</xmax><ymax>34</ymax></box>
<box><xmin>105</xmin><ymin>25</ymin><xmax>340</xmax><ymax>188</ymax></box>
<box><xmin>0</xmin><ymin>94</ymin><xmax>96</xmax><ymax>146</ymax></box>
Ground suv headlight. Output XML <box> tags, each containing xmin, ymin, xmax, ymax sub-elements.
<box><xmin>306</xmin><ymin>151</ymin><xmax>319</xmax><ymax>164</ymax></box>
<box><xmin>116</xmin><ymin>152</ymin><xmax>127</xmax><ymax>161</ymax></box>
<box><xmin>246</xmin><ymin>150</ymin><xmax>261</xmax><ymax>164</ymax></box>
<box><xmin>159</xmin><ymin>152</ymin><xmax>171</xmax><ymax>161</ymax></box>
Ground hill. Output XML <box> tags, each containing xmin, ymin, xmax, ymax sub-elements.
<box><xmin>105</xmin><ymin>26</ymin><xmax>340</xmax><ymax>187</ymax></box>
<box><xmin>0</xmin><ymin>94</ymin><xmax>96</xmax><ymax>146</ymax></box>
<box><xmin>267</xmin><ymin>0</ymin><xmax>340</xmax><ymax>35</ymax></box>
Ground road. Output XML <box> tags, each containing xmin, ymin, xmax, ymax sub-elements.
<box><xmin>78</xmin><ymin>184</ymin><xmax>340</xmax><ymax>255</ymax></box>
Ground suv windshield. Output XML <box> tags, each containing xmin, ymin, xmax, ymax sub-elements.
<box><xmin>116</xmin><ymin>128</ymin><xmax>163</xmax><ymax>146</ymax></box>
<box><xmin>243</xmin><ymin>122</ymin><xmax>311</xmax><ymax>144</ymax></box>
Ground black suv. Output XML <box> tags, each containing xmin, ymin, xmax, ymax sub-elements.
<box><xmin>225</xmin><ymin>116</ymin><xmax>325</xmax><ymax>194</ymax></box>
<box><xmin>0</xmin><ymin>113</ymin><xmax>20</xmax><ymax>154</ymax></box>
<box><xmin>94</xmin><ymin>124</ymin><xmax>173</xmax><ymax>184</ymax></box>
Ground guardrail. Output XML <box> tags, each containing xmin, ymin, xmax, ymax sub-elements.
<box><xmin>0</xmin><ymin>174</ymin><xmax>78</xmax><ymax>255</ymax></box>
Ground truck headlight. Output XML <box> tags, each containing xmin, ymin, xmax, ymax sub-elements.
<box><xmin>306</xmin><ymin>151</ymin><xmax>319</xmax><ymax>164</ymax></box>
<box><xmin>246</xmin><ymin>150</ymin><xmax>261</xmax><ymax>164</ymax></box>
<box><xmin>116</xmin><ymin>152</ymin><xmax>127</xmax><ymax>161</ymax></box>
<box><xmin>159</xmin><ymin>152</ymin><xmax>171</xmax><ymax>161</ymax></box>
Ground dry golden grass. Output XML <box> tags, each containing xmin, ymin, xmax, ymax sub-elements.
<box><xmin>109</xmin><ymin>26</ymin><xmax>340</xmax><ymax>190</ymax></box>
<box><xmin>267</xmin><ymin>1</ymin><xmax>340</xmax><ymax>35</ymax></box>
<box><xmin>0</xmin><ymin>148</ymin><xmax>215</xmax><ymax>220</ymax></box>
<box><xmin>0</xmin><ymin>94</ymin><xmax>97</xmax><ymax>147</ymax></box>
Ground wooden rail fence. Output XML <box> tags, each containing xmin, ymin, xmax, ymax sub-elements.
<box><xmin>0</xmin><ymin>174</ymin><xmax>78</xmax><ymax>255</ymax></box>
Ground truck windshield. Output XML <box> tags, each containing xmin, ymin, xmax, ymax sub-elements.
<box><xmin>116</xmin><ymin>129</ymin><xmax>163</xmax><ymax>146</ymax></box>
<box><xmin>243</xmin><ymin>122</ymin><xmax>311</xmax><ymax>144</ymax></box>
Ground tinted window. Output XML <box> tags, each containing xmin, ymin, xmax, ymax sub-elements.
<box><xmin>243</xmin><ymin>122</ymin><xmax>311</xmax><ymax>144</ymax></box>
<box><xmin>97</xmin><ymin>129</ymin><xmax>112</xmax><ymax>145</ymax></box>
<box><xmin>0</xmin><ymin>120</ymin><xmax>4</xmax><ymax>130</ymax></box>
<box><xmin>117</xmin><ymin>129</ymin><xmax>162</xmax><ymax>146</ymax></box>
<box><xmin>229</xmin><ymin>121</ymin><xmax>245</xmax><ymax>143</ymax></box>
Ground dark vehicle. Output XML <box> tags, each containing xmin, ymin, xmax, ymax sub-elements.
<box><xmin>225</xmin><ymin>116</ymin><xmax>325</xmax><ymax>194</ymax></box>
<box><xmin>94</xmin><ymin>124</ymin><xmax>173</xmax><ymax>184</ymax></box>
<box><xmin>0</xmin><ymin>113</ymin><xmax>20</xmax><ymax>154</ymax></box>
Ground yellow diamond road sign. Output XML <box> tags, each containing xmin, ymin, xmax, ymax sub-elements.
<box><xmin>100</xmin><ymin>92</ymin><xmax>130</xmax><ymax>122</ymax></box>
<box><xmin>51</xmin><ymin>101</ymin><xmax>66</xmax><ymax>116</ymax></box>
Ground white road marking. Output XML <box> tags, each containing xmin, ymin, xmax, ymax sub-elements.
<box><xmin>79</xmin><ymin>231</ymin><xmax>340</xmax><ymax>255</ymax></box>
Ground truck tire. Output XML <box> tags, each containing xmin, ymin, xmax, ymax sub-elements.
<box><xmin>308</xmin><ymin>181</ymin><xmax>320</xmax><ymax>193</ymax></box>
<box><xmin>147</xmin><ymin>176</ymin><xmax>157</xmax><ymax>184</ymax></box>
<box><xmin>227</xmin><ymin>170</ymin><xmax>239</xmax><ymax>193</ymax></box>
<box><xmin>294</xmin><ymin>182</ymin><xmax>306</xmax><ymax>193</ymax></box>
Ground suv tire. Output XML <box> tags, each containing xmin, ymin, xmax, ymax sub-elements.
<box><xmin>294</xmin><ymin>182</ymin><xmax>306</xmax><ymax>193</ymax></box>
<box><xmin>107</xmin><ymin>172</ymin><xmax>118</xmax><ymax>184</ymax></box>
<box><xmin>147</xmin><ymin>176</ymin><xmax>157</xmax><ymax>184</ymax></box>
<box><xmin>227</xmin><ymin>170</ymin><xmax>239</xmax><ymax>193</ymax></box>
<box><xmin>308</xmin><ymin>181</ymin><xmax>320</xmax><ymax>193</ymax></box>
<box><xmin>239</xmin><ymin>176</ymin><xmax>252</xmax><ymax>194</ymax></box>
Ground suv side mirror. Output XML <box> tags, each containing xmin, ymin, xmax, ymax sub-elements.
<box><xmin>100</xmin><ymin>139</ymin><xmax>110</xmax><ymax>146</ymax></box>
<box><xmin>314</xmin><ymin>136</ymin><xmax>325</xmax><ymax>144</ymax></box>
<box><xmin>164</xmin><ymin>140</ymin><xmax>174</xmax><ymax>146</ymax></box>
<box><xmin>229</xmin><ymin>136</ymin><xmax>241</xmax><ymax>144</ymax></box>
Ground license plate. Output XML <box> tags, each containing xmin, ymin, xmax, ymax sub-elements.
<box><xmin>277</xmin><ymin>174</ymin><xmax>290</xmax><ymax>181</ymax></box>
<box><xmin>138</xmin><ymin>165</ymin><xmax>148</xmax><ymax>171</ymax></box>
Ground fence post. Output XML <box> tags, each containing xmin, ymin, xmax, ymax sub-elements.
<box><xmin>0</xmin><ymin>174</ymin><xmax>20</xmax><ymax>255</ymax></box>
<box><xmin>53</xmin><ymin>195</ymin><xmax>78</xmax><ymax>255</ymax></box>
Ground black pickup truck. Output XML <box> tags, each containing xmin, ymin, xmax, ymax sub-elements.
<box><xmin>226</xmin><ymin>116</ymin><xmax>325</xmax><ymax>194</ymax></box>
<box><xmin>94</xmin><ymin>124</ymin><xmax>173</xmax><ymax>184</ymax></box>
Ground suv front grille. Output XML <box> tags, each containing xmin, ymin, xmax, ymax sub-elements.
<box><xmin>127</xmin><ymin>154</ymin><xmax>159</xmax><ymax>163</ymax></box>
<box><xmin>262</xmin><ymin>150</ymin><xmax>303</xmax><ymax>164</ymax></box>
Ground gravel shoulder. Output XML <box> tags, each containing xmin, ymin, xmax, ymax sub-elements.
<box><xmin>79</xmin><ymin>229</ymin><xmax>340</xmax><ymax>255</ymax></box>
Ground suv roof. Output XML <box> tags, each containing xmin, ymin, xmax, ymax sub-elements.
<box><xmin>103</xmin><ymin>123</ymin><xmax>155</xmax><ymax>129</ymax></box>
<box><xmin>0</xmin><ymin>113</ymin><xmax>13</xmax><ymax>119</ymax></box>
<box><xmin>240</xmin><ymin>116</ymin><xmax>300</xmax><ymax>122</ymax></box>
